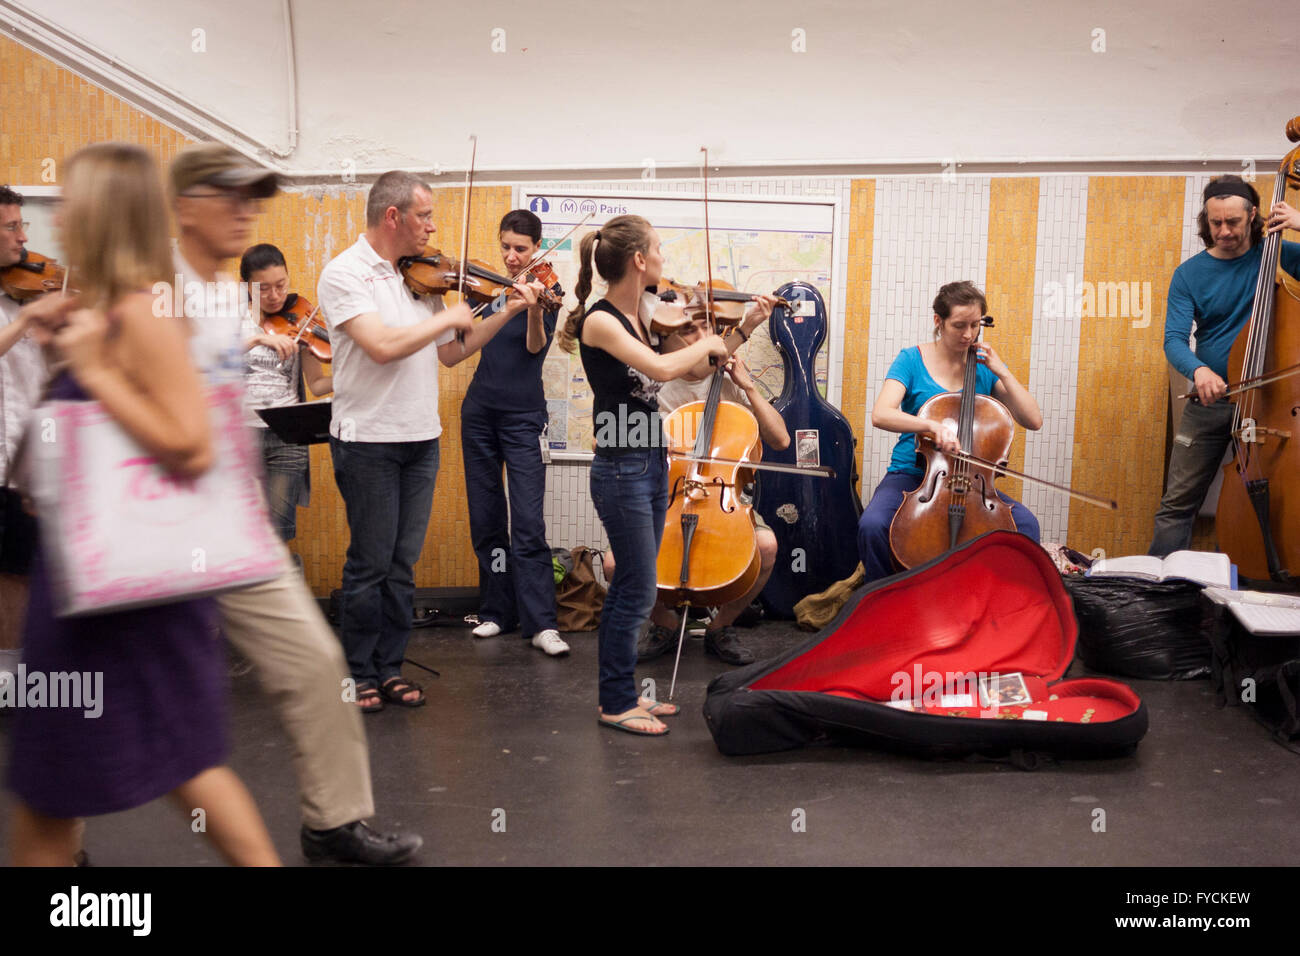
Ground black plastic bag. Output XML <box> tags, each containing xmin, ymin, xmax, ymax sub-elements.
<box><xmin>1062</xmin><ymin>576</ymin><xmax>1213</xmax><ymax>680</ymax></box>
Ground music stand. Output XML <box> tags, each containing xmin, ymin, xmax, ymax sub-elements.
<box><xmin>256</xmin><ymin>398</ymin><xmax>333</xmax><ymax>445</ymax></box>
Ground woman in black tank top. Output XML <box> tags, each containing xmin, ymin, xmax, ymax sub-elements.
<box><xmin>558</xmin><ymin>215</ymin><xmax>727</xmax><ymax>736</ymax></box>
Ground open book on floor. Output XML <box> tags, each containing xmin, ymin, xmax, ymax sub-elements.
<box><xmin>1204</xmin><ymin>586</ymin><xmax>1300</xmax><ymax>635</ymax></box>
<box><xmin>1086</xmin><ymin>550</ymin><xmax>1235</xmax><ymax>589</ymax></box>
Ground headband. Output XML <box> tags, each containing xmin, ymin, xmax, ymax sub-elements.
<box><xmin>1203</xmin><ymin>180</ymin><xmax>1258</xmax><ymax>205</ymax></box>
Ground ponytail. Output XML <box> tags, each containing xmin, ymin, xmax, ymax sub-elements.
<box><xmin>559</xmin><ymin>230</ymin><xmax>599</xmax><ymax>354</ymax></box>
<box><xmin>558</xmin><ymin>216</ymin><xmax>653</xmax><ymax>354</ymax></box>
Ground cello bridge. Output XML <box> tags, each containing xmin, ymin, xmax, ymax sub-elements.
<box><xmin>1233</xmin><ymin>418</ymin><xmax>1288</xmax><ymax>444</ymax></box>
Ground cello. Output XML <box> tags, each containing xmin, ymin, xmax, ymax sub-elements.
<box><xmin>888</xmin><ymin>316</ymin><xmax>1116</xmax><ymax>570</ymax></box>
<box><xmin>656</xmin><ymin>149</ymin><xmax>762</xmax><ymax>696</ymax></box>
<box><xmin>1214</xmin><ymin>116</ymin><xmax>1300</xmax><ymax>583</ymax></box>
<box><xmin>889</xmin><ymin>316</ymin><xmax>1017</xmax><ymax>569</ymax></box>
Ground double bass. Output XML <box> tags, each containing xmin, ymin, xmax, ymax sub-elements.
<box><xmin>1215</xmin><ymin>116</ymin><xmax>1300</xmax><ymax>583</ymax></box>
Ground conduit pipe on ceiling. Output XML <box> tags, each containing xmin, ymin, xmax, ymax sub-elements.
<box><xmin>0</xmin><ymin>0</ymin><xmax>299</xmax><ymax>163</ymax></box>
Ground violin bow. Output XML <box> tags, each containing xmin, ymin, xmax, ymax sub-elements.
<box><xmin>291</xmin><ymin>304</ymin><xmax>322</xmax><ymax>346</ymax></box>
<box><xmin>511</xmin><ymin>212</ymin><xmax>594</xmax><ymax>282</ymax></box>
<box><xmin>918</xmin><ymin>436</ymin><xmax>1118</xmax><ymax>510</ymax></box>
<box><xmin>1178</xmin><ymin>361</ymin><xmax>1300</xmax><ymax>402</ymax></box>
<box><xmin>667</xmin><ymin>146</ymin><xmax>716</xmax><ymax>702</ymax></box>
<box><xmin>456</xmin><ymin>134</ymin><xmax>477</xmax><ymax>349</ymax></box>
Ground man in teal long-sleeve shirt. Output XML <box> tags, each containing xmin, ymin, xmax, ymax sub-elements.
<box><xmin>1149</xmin><ymin>175</ymin><xmax>1300</xmax><ymax>556</ymax></box>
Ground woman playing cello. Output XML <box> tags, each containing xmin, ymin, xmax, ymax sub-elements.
<box><xmin>857</xmin><ymin>281</ymin><xmax>1043</xmax><ymax>584</ymax></box>
<box><xmin>558</xmin><ymin>215</ymin><xmax>728</xmax><ymax>736</ymax></box>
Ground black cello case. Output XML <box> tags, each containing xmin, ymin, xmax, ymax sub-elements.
<box><xmin>704</xmin><ymin>531</ymin><xmax>1148</xmax><ymax>760</ymax></box>
<box><xmin>755</xmin><ymin>281</ymin><xmax>863</xmax><ymax>618</ymax></box>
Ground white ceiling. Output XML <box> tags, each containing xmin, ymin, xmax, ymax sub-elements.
<box><xmin>5</xmin><ymin>0</ymin><xmax>1299</xmax><ymax>178</ymax></box>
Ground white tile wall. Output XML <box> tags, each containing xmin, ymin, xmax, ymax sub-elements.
<box><xmin>1021</xmin><ymin>176</ymin><xmax>1089</xmax><ymax>543</ymax></box>
<box><xmin>862</xmin><ymin>177</ymin><xmax>991</xmax><ymax>486</ymax></box>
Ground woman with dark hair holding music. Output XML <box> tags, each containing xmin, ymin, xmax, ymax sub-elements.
<box><xmin>239</xmin><ymin>243</ymin><xmax>332</xmax><ymax>544</ymax></box>
<box><xmin>558</xmin><ymin>214</ymin><xmax>728</xmax><ymax>736</ymax></box>
<box><xmin>856</xmin><ymin>280</ymin><xmax>1043</xmax><ymax>585</ymax></box>
<box><xmin>443</xmin><ymin>210</ymin><xmax>568</xmax><ymax>656</ymax></box>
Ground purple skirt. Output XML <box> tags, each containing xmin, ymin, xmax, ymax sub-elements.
<box><xmin>6</xmin><ymin>546</ymin><xmax>228</xmax><ymax>818</ymax></box>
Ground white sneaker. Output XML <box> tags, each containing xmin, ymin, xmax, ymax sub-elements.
<box><xmin>531</xmin><ymin>629</ymin><xmax>570</xmax><ymax>656</ymax></box>
<box><xmin>472</xmin><ymin>621</ymin><xmax>501</xmax><ymax>638</ymax></box>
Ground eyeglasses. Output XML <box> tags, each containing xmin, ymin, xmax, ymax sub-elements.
<box><xmin>182</xmin><ymin>189</ymin><xmax>262</xmax><ymax>211</ymax></box>
<box><xmin>1</xmin><ymin>221</ymin><xmax>30</xmax><ymax>233</ymax></box>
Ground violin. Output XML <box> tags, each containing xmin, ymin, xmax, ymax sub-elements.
<box><xmin>399</xmin><ymin>249</ymin><xmax>562</xmax><ymax>311</ymax></box>
<box><xmin>659</xmin><ymin>278</ymin><xmax>791</xmax><ymax>326</ymax></box>
<box><xmin>889</xmin><ymin>316</ymin><xmax>1017</xmax><ymax>570</ymax></box>
<box><xmin>1</xmin><ymin>249</ymin><xmax>67</xmax><ymax>301</ymax></box>
<box><xmin>260</xmin><ymin>293</ymin><xmax>331</xmax><ymax>363</ymax></box>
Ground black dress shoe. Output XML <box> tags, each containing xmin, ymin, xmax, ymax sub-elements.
<box><xmin>703</xmin><ymin>626</ymin><xmax>755</xmax><ymax>665</ymax></box>
<box><xmin>301</xmin><ymin>821</ymin><xmax>422</xmax><ymax>866</ymax></box>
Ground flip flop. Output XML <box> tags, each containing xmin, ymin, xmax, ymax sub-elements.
<box><xmin>598</xmin><ymin>709</ymin><xmax>669</xmax><ymax>736</ymax></box>
<box><xmin>638</xmin><ymin>696</ymin><xmax>680</xmax><ymax>717</ymax></box>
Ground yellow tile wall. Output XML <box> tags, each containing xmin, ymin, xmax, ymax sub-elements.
<box><xmin>984</xmin><ymin>177</ymin><xmax>1040</xmax><ymax>501</ymax></box>
<box><xmin>840</xmin><ymin>179</ymin><xmax>874</xmax><ymax>496</ymax></box>
<box><xmin>1068</xmin><ymin>176</ymin><xmax>1186</xmax><ymax>554</ymax></box>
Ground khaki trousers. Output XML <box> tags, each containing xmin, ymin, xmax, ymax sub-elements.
<box><xmin>216</xmin><ymin>546</ymin><xmax>374</xmax><ymax>830</ymax></box>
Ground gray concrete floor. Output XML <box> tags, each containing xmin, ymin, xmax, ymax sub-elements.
<box><xmin>1</xmin><ymin>619</ymin><xmax>1297</xmax><ymax>866</ymax></box>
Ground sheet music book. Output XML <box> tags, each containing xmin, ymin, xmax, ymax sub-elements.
<box><xmin>1087</xmin><ymin>550</ymin><xmax>1235</xmax><ymax>589</ymax></box>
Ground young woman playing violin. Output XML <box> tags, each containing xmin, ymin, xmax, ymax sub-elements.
<box><xmin>239</xmin><ymin>243</ymin><xmax>333</xmax><ymax>544</ymax></box>
<box><xmin>857</xmin><ymin>280</ymin><xmax>1043</xmax><ymax>585</ymax></box>
<box><xmin>558</xmin><ymin>214</ymin><xmax>728</xmax><ymax>736</ymax></box>
<box><xmin>443</xmin><ymin>209</ymin><xmax>568</xmax><ymax>656</ymax></box>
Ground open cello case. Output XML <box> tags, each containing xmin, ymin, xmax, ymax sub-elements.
<box><xmin>704</xmin><ymin>531</ymin><xmax>1148</xmax><ymax>762</ymax></box>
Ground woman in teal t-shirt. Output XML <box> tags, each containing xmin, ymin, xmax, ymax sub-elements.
<box><xmin>857</xmin><ymin>281</ymin><xmax>1044</xmax><ymax>583</ymax></box>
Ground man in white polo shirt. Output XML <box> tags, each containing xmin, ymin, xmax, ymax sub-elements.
<box><xmin>317</xmin><ymin>172</ymin><xmax>473</xmax><ymax>712</ymax></box>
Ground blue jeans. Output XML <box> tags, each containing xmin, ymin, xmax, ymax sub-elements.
<box><xmin>857</xmin><ymin>471</ymin><xmax>1041</xmax><ymax>585</ymax></box>
<box><xmin>255</xmin><ymin>427</ymin><xmax>309</xmax><ymax>543</ymax></box>
<box><xmin>329</xmin><ymin>437</ymin><xmax>439</xmax><ymax>686</ymax></box>
<box><xmin>589</xmin><ymin>449</ymin><xmax>667</xmax><ymax>714</ymax></box>
<box><xmin>461</xmin><ymin>399</ymin><xmax>557</xmax><ymax>638</ymax></box>
<box><xmin>1148</xmin><ymin>399</ymin><xmax>1235</xmax><ymax>557</ymax></box>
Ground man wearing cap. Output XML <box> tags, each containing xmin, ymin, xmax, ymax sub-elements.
<box><xmin>315</xmin><ymin>172</ymin><xmax>473</xmax><ymax>712</ymax></box>
<box><xmin>0</xmin><ymin>186</ymin><xmax>44</xmax><ymax>669</ymax></box>
<box><xmin>1148</xmin><ymin>175</ymin><xmax>1300</xmax><ymax>556</ymax></box>
<box><xmin>170</xmin><ymin>143</ymin><xmax>423</xmax><ymax>864</ymax></box>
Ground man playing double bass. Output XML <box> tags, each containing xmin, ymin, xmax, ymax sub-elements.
<box><xmin>1148</xmin><ymin>176</ymin><xmax>1300</xmax><ymax>557</ymax></box>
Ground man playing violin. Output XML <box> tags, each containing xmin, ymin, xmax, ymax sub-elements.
<box><xmin>316</xmin><ymin>171</ymin><xmax>474</xmax><ymax>712</ymax></box>
<box><xmin>239</xmin><ymin>243</ymin><xmax>333</xmax><ymax>544</ymax></box>
<box><xmin>602</xmin><ymin>299</ymin><xmax>786</xmax><ymax>665</ymax></box>
<box><xmin>0</xmin><ymin>186</ymin><xmax>44</xmax><ymax>661</ymax></box>
<box><xmin>1148</xmin><ymin>176</ymin><xmax>1300</xmax><ymax>556</ymax></box>
<box><xmin>857</xmin><ymin>281</ymin><xmax>1042</xmax><ymax>585</ymax></box>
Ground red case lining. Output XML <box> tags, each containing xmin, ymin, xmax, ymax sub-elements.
<box><xmin>749</xmin><ymin>533</ymin><xmax>1140</xmax><ymax>725</ymax></box>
